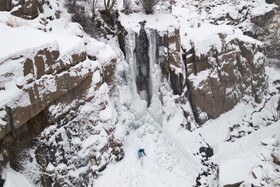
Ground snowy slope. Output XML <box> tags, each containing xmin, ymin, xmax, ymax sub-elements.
<box><xmin>2</xmin><ymin>166</ymin><xmax>33</xmax><ymax>187</ymax></box>
<box><xmin>95</xmin><ymin>64</ymin><xmax>280</xmax><ymax>186</ymax></box>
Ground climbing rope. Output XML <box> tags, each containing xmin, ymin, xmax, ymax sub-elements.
<box><xmin>124</xmin><ymin>142</ymin><xmax>195</xmax><ymax>185</ymax></box>
<box><xmin>198</xmin><ymin>133</ymin><xmax>210</xmax><ymax>147</ymax></box>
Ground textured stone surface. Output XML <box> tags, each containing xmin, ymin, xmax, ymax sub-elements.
<box><xmin>184</xmin><ymin>36</ymin><xmax>266</xmax><ymax>124</ymax></box>
<box><xmin>102</xmin><ymin>58</ymin><xmax>117</xmax><ymax>86</ymax></box>
<box><xmin>161</xmin><ymin>27</ymin><xmax>184</xmax><ymax>95</ymax></box>
<box><xmin>121</xmin><ymin>22</ymin><xmax>266</xmax><ymax>125</ymax></box>
<box><xmin>0</xmin><ymin>0</ymin><xmax>44</xmax><ymax>19</ymax></box>
<box><xmin>0</xmin><ymin>29</ymin><xmax>123</xmax><ymax>187</ymax></box>
<box><xmin>250</xmin><ymin>7</ymin><xmax>280</xmax><ymax>60</ymax></box>
<box><xmin>0</xmin><ymin>45</ymin><xmax>89</xmax><ymax>140</ymax></box>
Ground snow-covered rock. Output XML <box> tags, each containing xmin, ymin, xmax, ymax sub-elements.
<box><xmin>0</xmin><ymin>0</ymin><xmax>44</xmax><ymax>19</ymax></box>
<box><xmin>0</xmin><ymin>23</ymin><xmax>91</xmax><ymax>140</ymax></box>
<box><xmin>0</xmin><ymin>3</ymin><xmax>124</xmax><ymax>185</ymax></box>
<box><xmin>185</xmin><ymin>26</ymin><xmax>267</xmax><ymax>124</ymax></box>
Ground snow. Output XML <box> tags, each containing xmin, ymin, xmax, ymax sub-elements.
<box><xmin>0</xmin><ymin>23</ymin><xmax>57</xmax><ymax>62</ymax></box>
<box><xmin>261</xmin><ymin>137</ymin><xmax>278</xmax><ymax>146</ymax></box>
<box><xmin>194</xmin><ymin>96</ymin><xmax>280</xmax><ymax>186</ymax></box>
<box><xmin>119</xmin><ymin>12</ymin><xmax>179</xmax><ymax>33</ymax></box>
<box><xmin>182</xmin><ymin>24</ymin><xmax>232</xmax><ymax>55</ymax></box>
<box><xmin>219</xmin><ymin>157</ymin><xmax>254</xmax><ymax>185</ymax></box>
<box><xmin>95</xmin><ymin>128</ymin><xmax>199</xmax><ymax>187</ymax></box>
<box><xmin>188</xmin><ymin>70</ymin><xmax>210</xmax><ymax>89</ymax></box>
<box><xmin>216</xmin><ymin>122</ymin><xmax>280</xmax><ymax>186</ymax></box>
<box><xmin>2</xmin><ymin>165</ymin><xmax>33</xmax><ymax>187</ymax></box>
<box><xmin>86</xmin><ymin>38</ymin><xmax>117</xmax><ymax>65</ymax></box>
<box><xmin>99</xmin><ymin>106</ymin><xmax>113</xmax><ymax>121</ymax></box>
<box><xmin>52</xmin><ymin>33</ymin><xmax>85</xmax><ymax>56</ymax></box>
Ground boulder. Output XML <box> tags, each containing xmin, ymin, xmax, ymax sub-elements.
<box><xmin>1</xmin><ymin>0</ymin><xmax>45</xmax><ymax>20</ymax></box>
<box><xmin>272</xmin><ymin>149</ymin><xmax>280</xmax><ymax>165</ymax></box>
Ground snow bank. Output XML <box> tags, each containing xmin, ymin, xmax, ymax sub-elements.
<box><xmin>0</xmin><ymin>22</ymin><xmax>84</xmax><ymax>62</ymax></box>
<box><xmin>217</xmin><ymin>122</ymin><xmax>280</xmax><ymax>186</ymax></box>
<box><xmin>0</xmin><ymin>23</ymin><xmax>57</xmax><ymax>62</ymax></box>
<box><xmin>181</xmin><ymin>24</ymin><xmax>233</xmax><ymax>55</ymax></box>
<box><xmin>86</xmin><ymin>38</ymin><xmax>116</xmax><ymax>65</ymax></box>
<box><xmin>195</xmin><ymin>98</ymin><xmax>280</xmax><ymax>186</ymax></box>
<box><xmin>119</xmin><ymin>12</ymin><xmax>178</xmax><ymax>32</ymax></box>
<box><xmin>219</xmin><ymin>157</ymin><xmax>257</xmax><ymax>185</ymax></box>
<box><xmin>2</xmin><ymin>165</ymin><xmax>34</xmax><ymax>187</ymax></box>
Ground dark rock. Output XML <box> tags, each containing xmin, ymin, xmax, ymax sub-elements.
<box><xmin>41</xmin><ymin>174</ymin><xmax>53</xmax><ymax>187</ymax></box>
<box><xmin>224</xmin><ymin>182</ymin><xmax>243</xmax><ymax>187</ymax></box>
<box><xmin>272</xmin><ymin>150</ymin><xmax>280</xmax><ymax>165</ymax></box>
<box><xmin>251</xmin><ymin>10</ymin><xmax>275</xmax><ymax>27</ymax></box>
<box><xmin>199</xmin><ymin>147</ymin><xmax>214</xmax><ymax>159</ymax></box>
<box><xmin>9</xmin><ymin>0</ymin><xmax>44</xmax><ymax>19</ymax></box>
<box><xmin>117</xmin><ymin>21</ymin><xmax>127</xmax><ymax>57</ymax></box>
<box><xmin>250</xmin><ymin>7</ymin><xmax>280</xmax><ymax>60</ymax></box>
<box><xmin>167</xmin><ymin>28</ymin><xmax>183</xmax><ymax>95</ymax></box>
<box><xmin>266</xmin><ymin>0</ymin><xmax>275</xmax><ymax>4</ymax></box>
<box><xmin>0</xmin><ymin>178</ymin><xmax>5</xmax><ymax>187</ymax></box>
<box><xmin>35</xmin><ymin>143</ymin><xmax>49</xmax><ymax>170</ymax></box>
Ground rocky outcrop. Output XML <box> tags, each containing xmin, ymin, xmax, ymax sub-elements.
<box><xmin>0</xmin><ymin>0</ymin><xmax>44</xmax><ymax>19</ymax></box>
<box><xmin>250</xmin><ymin>6</ymin><xmax>280</xmax><ymax>60</ymax></box>
<box><xmin>160</xmin><ymin>27</ymin><xmax>184</xmax><ymax>95</ymax></box>
<box><xmin>0</xmin><ymin>25</ymin><xmax>123</xmax><ymax>186</ymax></box>
<box><xmin>120</xmin><ymin>18</ymin><xmax>266</xmax><ymax>125</ymax></box>
<box><xmin>0</xmin><ymin>44</ymin><xmax>89</xmax><ymax>140</ymax></box>
<box><xmin>184</xmin><ymin>34</ymin><xmax>266</xmax><ymax>124</ymax></box>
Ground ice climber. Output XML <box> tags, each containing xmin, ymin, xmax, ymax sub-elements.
<box><xmin>138</xmin><ymin>148</ymin><xmax>146</xmax><ymax>159</ymax></box>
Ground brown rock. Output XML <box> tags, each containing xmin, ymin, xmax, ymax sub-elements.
<box><xmin>272</xmin><ymin>149</ymin><xmax>280</xmax><ymax>165</ymax></box>
<box><xmin>10</xmin><ymin>0</ymin><xmax>44</xmax><ymax>19</ymax></box>
<box><xmin>23</xmin><ymin>58</ymin><xmax>34</xmax><ymax>77</ymax></box>
<box><xmin>102</xmin><ymin>58</ymin><xmax>117</xmax><ymax>86</ymax></box>
<box><xmin>186</xmin><ymin>36</ymin><xmax>266</xmax><ymax>124</ymax></box>
<box><xmin>0</xmin><ymin>0</ymin><xmax>5</xmax><ymax>11</ymax></box>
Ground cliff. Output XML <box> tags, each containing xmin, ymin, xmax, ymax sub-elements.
<box><xmin>0</xmin><ymin>0</ymin><xmax>280</xmax><ymax>186</ymax></box>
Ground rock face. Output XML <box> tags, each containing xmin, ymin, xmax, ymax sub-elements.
<box><xmin>0</xmin><ymin>25</ymin><xmax>123</xmax><ymax>186</ymax></box>
<box><xmin>121</xmin><ymin>21</ymin><xmax>266</xmax><ymax>125</ymax></box>
<box><xmin>160</xmin><ymin>27</ymin><xmax>184</xmax><ymax>95</ymax></box>
<box><xmin>0</xmin><ymin>0</ymin><xmax>44</xmax><ymax>19</ymax></box>
<box><xmin>245</xmin><ymin>5</ymin><xmax>280</xmax><ymax>61</ymax></box>
<box><xmin>0</xmin><ymin>44</ymin><xmax>89</xmax><ymax>140</ymax></box>
<box><xmin>184</xmin><ymin>34</ymin><xmax>266</xmax><ymax>124</ymax></box>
